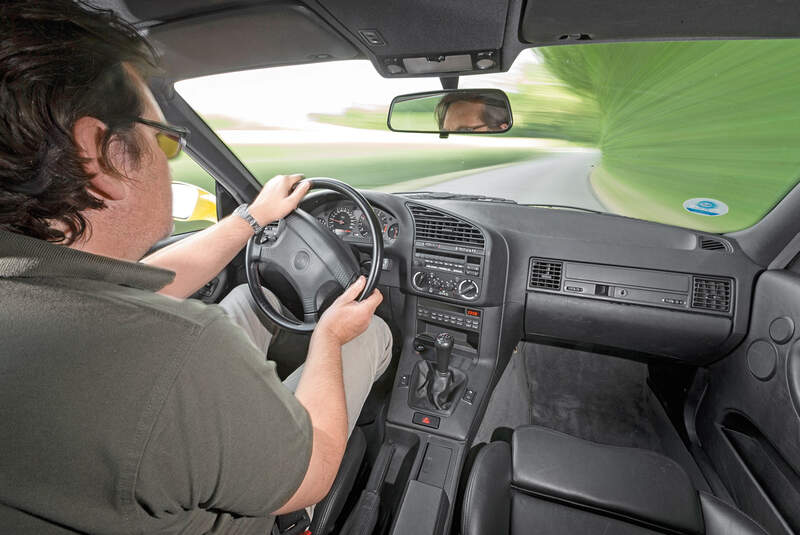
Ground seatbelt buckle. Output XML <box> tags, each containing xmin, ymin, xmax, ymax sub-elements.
<box><xmin>273</xmin><ymin>509</ymin><xmax>311</xmax><ymax>535</ymax></box>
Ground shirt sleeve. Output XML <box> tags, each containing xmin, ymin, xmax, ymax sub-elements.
<box><xmin>134</xmin><ymin>314</ymin><xmax>313</xmax><ymax>518</ymax></box>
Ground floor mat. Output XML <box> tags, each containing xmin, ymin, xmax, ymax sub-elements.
<box><xmin>523</xmin><ymin>342</ymin><xmax>663</xmax><ymax>452</ymax></box>
<box><xmin>474</xmin><ymin>347</ymin><xmax>531</xmax><ymax>445</ymax></box>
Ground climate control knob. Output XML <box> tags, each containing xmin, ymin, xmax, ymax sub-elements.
<box><xmin>457</xmin><ymin>279</ymin><xmax>479</xmax><ymax>300</ymax></box>
<box><xmin>412</xmin><ymin>271</ymin><xmax>429</xmax><ymax>289</ymax></box>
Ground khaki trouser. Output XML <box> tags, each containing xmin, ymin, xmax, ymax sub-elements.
<box><xmin>219</xmin><ymin>284</ymin><xmax>392</xmax><ymax>437</ymax></box>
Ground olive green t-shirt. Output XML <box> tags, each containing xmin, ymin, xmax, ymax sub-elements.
<box><xmin>0</xmin><ymin>231</ymin><xmax>312</xmax><ymax>534</ymax></box>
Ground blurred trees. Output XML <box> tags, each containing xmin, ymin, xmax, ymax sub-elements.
<box><xmin>504</xmin><ymin>57</ymin><xmax>599</xmax><ymax>143</ymax></box>
<box><xmin>540</xmin><ymin>40</ymin><xmax>800</xmax><ymax>232</ymax></box>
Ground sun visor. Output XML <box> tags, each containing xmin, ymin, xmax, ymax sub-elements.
<box><xmin>521</xmin><ymin>0</ymin><xmax>800</xmax><ymax>44</ymax></box>
<box><xmin>147</xmin><ymin>4</ymin><xmax>359</xmax><ymax>81</ymax></box>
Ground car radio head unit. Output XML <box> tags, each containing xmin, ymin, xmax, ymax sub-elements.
<box><xmin>411</xmin><ymin>247</ymin><xmax>482</xmax><ymax>301</ymax></box>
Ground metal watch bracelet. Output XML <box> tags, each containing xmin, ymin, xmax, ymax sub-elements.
<box><xmin>233</xmin><ymin>203</ymin><xmax>264</xmax><ymax>234</ymax></box>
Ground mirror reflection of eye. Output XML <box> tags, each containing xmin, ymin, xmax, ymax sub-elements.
<box><xmin>456</xmin><ymin>124</ymin><xmax>489</xmax><ymax>132</ymax></box>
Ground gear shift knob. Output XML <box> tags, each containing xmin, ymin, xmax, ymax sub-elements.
<box><xmin>434</xmin><ymin>332</ymin><xmax>454</xmax><ymax>374</ymax></box>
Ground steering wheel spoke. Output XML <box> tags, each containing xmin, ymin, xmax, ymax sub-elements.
<box><xmin>245</xmin><ymin>178</ymin><xmax>384</xmax><ymax>334</ymax></box>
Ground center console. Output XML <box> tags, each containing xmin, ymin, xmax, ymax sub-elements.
<box><xmin>372</xmin><ymin>203</ymin><xmax>516</xmax><ymax>535</ymax></box>
<box><xmin>390</xmin><ymin>240</ymin><xmax>494</xmax><ymax>440</ymax></box>
<box><xmin>380</xmin><ymin>292</ymin><xmax>503</xmax><ymax>535</ymax></box>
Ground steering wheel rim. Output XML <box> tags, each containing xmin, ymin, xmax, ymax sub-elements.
<box><xmin>245</xmin><ymin>177</ymin><xmax>384</xmax><ymax>334</ymax></box>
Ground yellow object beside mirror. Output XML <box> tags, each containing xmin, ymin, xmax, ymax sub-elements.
<box><xmin>172</xmin><ymin>181</ymin><xmax>217</xmax><ymax>223</ymax></box>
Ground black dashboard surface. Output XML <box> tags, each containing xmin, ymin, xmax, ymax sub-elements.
<box><xmin>301</xmin><ymin>191</ymin><xmax>763</xmax><ymax>364</ymax></box>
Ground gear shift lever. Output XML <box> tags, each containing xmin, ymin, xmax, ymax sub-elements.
<box><xmin>434</xmin><ymin>333</ymin><xmax>454</xmax><ymax>374</ymax></box>
<box><xmin>410</xmin><ymin>331</ymin><xmax>467</xmax><ymax>414</ymax></box>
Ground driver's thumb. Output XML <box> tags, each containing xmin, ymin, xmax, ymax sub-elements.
<box><xmin>290</xmin><ymin>180</ymin><xmax>310</xmax><ymax>201</ymax></box>
<box><xmin>342</xmin><ymin>275</ymin><xmax>366</xmax><ymax>300</ymax></box>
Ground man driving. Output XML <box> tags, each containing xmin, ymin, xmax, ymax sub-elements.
<box><xmin>435</xmin><ymin>92</ymin><xmax>511</xmax><ymax>132</ymax></box>
<box><xmin>0</xmin><ymin>1</ymin><xmax>391</xmax><ymax>533</ymax></box>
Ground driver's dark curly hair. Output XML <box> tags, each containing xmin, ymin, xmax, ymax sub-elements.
<box><xmin>0</xmin><ymin>0</ymin><xmax>158</xmax><ymax>244</ymax></box>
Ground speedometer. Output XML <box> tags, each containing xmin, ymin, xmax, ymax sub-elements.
<box><xmin>327</xmin><ymin>207</ymin><xmax>354</xmax><ymax>237</ymax></box>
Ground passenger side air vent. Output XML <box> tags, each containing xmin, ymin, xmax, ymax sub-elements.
<box><xmin>408</xmin><ymin>204</ymin><xmax>484</xmax><ymax>249</ymax></box>
<box><xmin>699</xmin><ymin>236</ymin><xmax>732</xmax><ymax>252</ymax></box>
<box><xmin>691</xmin><ymin>277</ymin><xmax>733</xmax><ymax>313</ymax></box>
<box><xmin>528</xmin><ymin>258</ymin><xmax>563</xmax><ymax>291</ymax></box>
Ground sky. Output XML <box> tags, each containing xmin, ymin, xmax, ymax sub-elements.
<box><xmin>175</xmin><ymin>50</ymin><xmax>538</xmax><ymax>129</ymax></box>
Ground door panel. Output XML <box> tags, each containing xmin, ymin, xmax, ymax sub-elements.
<box><xmin>696</xmin><ymin>270</ymin><xmax>800</xmax><ymax>535</ymax></box>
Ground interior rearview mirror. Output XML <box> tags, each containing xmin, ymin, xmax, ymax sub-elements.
<box><xmin>172</xmin><ymin>181</ymin><xmax>217</xmax><ymax>223</ymax></box>
<box><xmin>387</xmin><ymin>89</ymin><xmax>512</xmax><ymax>134</ymax></box>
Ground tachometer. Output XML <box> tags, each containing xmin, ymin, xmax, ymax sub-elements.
<box><xmin>327</xmin><ymin>207</ymin><xmax>354</xmax><ymax>237</ymax></box>
<box><xmin>387</xmin><ymin>223</ymin><xmax>399</xmax><ymax>240</ymax></box>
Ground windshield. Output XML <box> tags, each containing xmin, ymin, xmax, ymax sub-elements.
<box><xmin>174</xmin><ymin>40</ymin><xmax>800</xmax><ymax>234</ymax></box>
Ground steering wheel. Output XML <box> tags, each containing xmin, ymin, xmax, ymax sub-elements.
<box><xmin>245</xmin><ymin>177</ymin><xmax>384</xmax><ymax>334</ymax></box>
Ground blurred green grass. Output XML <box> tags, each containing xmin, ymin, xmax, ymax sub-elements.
<box><xmin>541</xmin><ymin>40</ymin><xmax>800</xmax><ymax>233</ymax></box>
<box><xmin>170</xmin><ymin>142</ymin><xmax>542</xmax><ymax>234</ymax></box>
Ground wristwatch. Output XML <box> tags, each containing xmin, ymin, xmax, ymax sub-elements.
<box><xmin>233</xmin><ymin>203</ymin><xmax>264</xmax><ymax>234</ymax></box>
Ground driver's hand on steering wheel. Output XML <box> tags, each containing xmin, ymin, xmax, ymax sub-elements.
<box><xmin>316</xmin><ymin>276</ymin><xmax>383</xmax><ymax>346</ymax></box>
<box><xmin>248</xmin><ymin>173</ymin><xmax>311</xmax><ymax>226</ymax></box>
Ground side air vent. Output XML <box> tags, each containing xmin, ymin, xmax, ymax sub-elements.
<box><xmin>699</xmin><ymin>236</ymin><xmax>732</xmax><ymax>252</ymax></box>
<box><xmin>692</xmin><ymin>277</ymin><xmax>733</xmax><ymax>313</ymax></box>
<box><xmin>528</xmin><ymin>258</ymin><xmax>563</xmax><ymax>291</ymax></box>
<box><xmin>408</xmin><ymin>204</ymin><xmax>485</xmax><ymax>249</ymax></box>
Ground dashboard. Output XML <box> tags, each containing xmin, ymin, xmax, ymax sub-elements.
<box><xmin>309</xmin><ymin>200</ymin><xmax>400</xmax><ymax>244</ymax></box>
<box><xmin>300</xmin><ymin>190</ymin><xmax>763</xmax><ymax>366</ymax></box>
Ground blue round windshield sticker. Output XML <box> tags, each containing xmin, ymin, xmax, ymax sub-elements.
<box><xmin>683</xmin><ymin>198</ymin><xmax>729</xmax><ymax>217</ymax></box>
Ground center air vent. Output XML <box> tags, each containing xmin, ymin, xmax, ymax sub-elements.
<box><xmin>408</xmin><ymin>204</ymin><xmax>484</xmax><ymax>249</ymax></box>
<box><xmin>691</xmin><ymin>277</ymin><xmax>732</xmax><ymax>313</ymax></box>
<box><xmin>528</xmin><ymin>259</ymin><xmax>563</xmax><ymax>290</ymax></box>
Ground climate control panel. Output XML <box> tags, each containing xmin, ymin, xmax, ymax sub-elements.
<box><xmin>411</xmin><ymin>247</ymin><xmax>483</xmax><ymax>301</ymax></box>
<box><xmin>412</xmin><ymin>270</ymin><xmax>480</xmax><ymax>300</ymax></box>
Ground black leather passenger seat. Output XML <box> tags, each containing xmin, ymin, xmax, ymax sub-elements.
<box><xmin>462</xmin><ymin>426</ymin><xmax>767</xmax><ymax>535</ymax></box>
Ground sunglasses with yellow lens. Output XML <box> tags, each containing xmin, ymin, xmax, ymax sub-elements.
<box><xmin>134</xmin><ymin>117</ymin><xmax>190</xmax><ymax>160</ymax></box>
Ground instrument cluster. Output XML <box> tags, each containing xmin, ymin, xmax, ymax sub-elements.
<box><xmin>312</xmin><ymin>202</ymin><xmax>400</xmax><ymax>244</ymax></box>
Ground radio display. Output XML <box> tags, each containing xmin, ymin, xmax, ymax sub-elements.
<box><xmin>466</xmin><ymin>309</ymin><xmax>481</xmax><ymax>317</ymax></box>
<box><xmin>416</xmin><ymin>248</ymin><xmax>466</xmax><ymax>262</ymax></box>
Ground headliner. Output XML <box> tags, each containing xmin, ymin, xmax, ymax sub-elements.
<box><xmin>99</xmin><ymin>0</ymin><xmax>800</xmax><ymax>81</ymax></box>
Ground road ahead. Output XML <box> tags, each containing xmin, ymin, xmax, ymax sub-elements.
<box><xmin>425</xmin><ymin>150</ymin><xmax>604</xmax><ymax>210</ymax></box>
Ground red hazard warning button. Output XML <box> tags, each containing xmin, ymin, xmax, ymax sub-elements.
<box><xmin>412</xmin><ymin>412</ymin><xmax>440</xmax><ymax>429</ymax></box>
